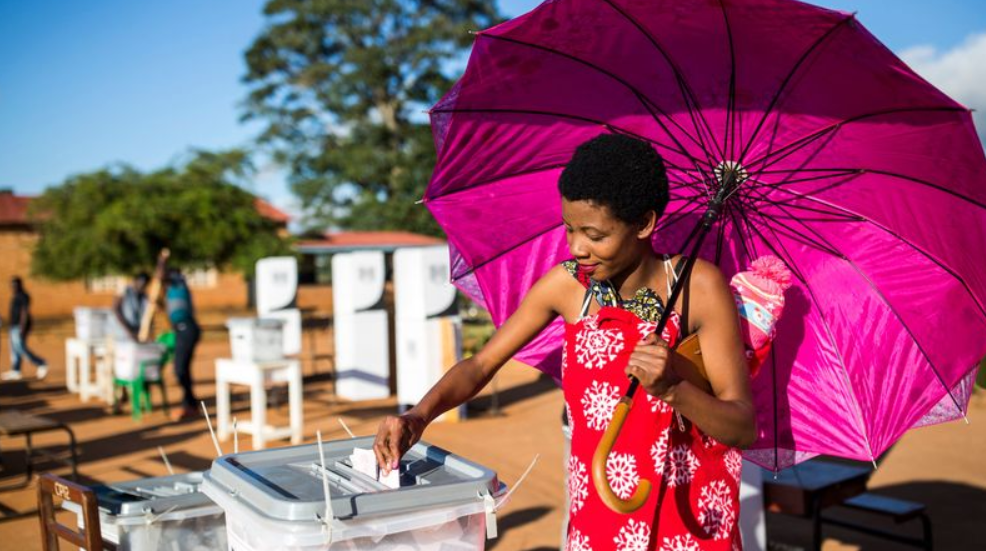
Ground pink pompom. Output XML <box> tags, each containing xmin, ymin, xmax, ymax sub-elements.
<box><xmin>750</xmin><ymin>255</ymin><xmax>792</xmax><ymax>290</ymax></box>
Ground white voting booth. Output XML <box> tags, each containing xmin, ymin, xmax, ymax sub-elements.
<box><xmin>393</xmin><ymin>246</ymin><xmax>462</xmax><ymax>419</ymax></box>
<box><xmin>255</xmin><ymin>256</ymin><xmax>302</xmax><ymax>356</ymax></box>
<box><xmin>739</xmin><ymin>462</ymin><xmax>767</xmax><ymax>550</ymax></box>
<box><xmin>333</xmin><ymin>251</ymin><xmax>390</xmax><ymax>400</ymax></box>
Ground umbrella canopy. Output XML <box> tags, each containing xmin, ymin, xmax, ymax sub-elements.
<box><xmin>425</xmin><ymin>0</ymin><xmax>986</xmax><ymax>470</ymax></box>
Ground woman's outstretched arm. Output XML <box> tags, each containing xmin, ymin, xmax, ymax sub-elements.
<box><xmin>373</xmin><ymin>265</ymin><xmax>575</xmax><ymax>472</ymax></box>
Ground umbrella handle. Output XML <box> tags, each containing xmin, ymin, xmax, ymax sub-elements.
<box><xmin>592</xmin><ymin>397</ymin><xmax>651</xmax><ymax>513</ymax></box>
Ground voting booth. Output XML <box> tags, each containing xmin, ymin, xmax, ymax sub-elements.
<box><xmin>255</xmin><ymin>256</ymin><xmax>302</xmax><ymax>356</ymax></box>
<box><xmin>739</xmin><ymin>461</ymin><xmax>766</xmax><ymax>550</ymax></box>
<box><xmin>393</xmin><ymin>246</ymin><xmax>462</xmax><ymax>419</ymax></box>
<box><xmin>333</xmin><ymin>251</ymin><xmax>391</xmax><ymax>400</ymax></box>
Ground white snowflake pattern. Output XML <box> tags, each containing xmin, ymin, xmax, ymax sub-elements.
<box><xmin>724</xmin><ymin>449</ymin><xmax>743</xmax><ymax>481</ymax></box>
<box><xmin>567</xmin><ymin>528</ymin><xmax>592</xmax><ymax>551</ymax></box>
<box><xmin>698</xmin><ymin>479</ymin><xmax>736</xmax><ymax>540</ymax></box>
<box><xmin>581</xmin><ymin>380</ymin><xmax>620</xmax><ymax>430</ymax></box>
<box><xmin>666</xmin><ymin>444</ymin><xmax>700</xmax><ymax>487</ymax></box>
<box><xmin>575</xmin><ymin>327</ymin><xmax>625</xmax><ymax>370</ymax></box>
<box><xmin>567</xmin><ymin>456</ymin><xmax>589</xmax><ymax>516</ymax></box>
<box><xmin>650</xmin><ymin>427</ymin><xmax>671</xmax><ymax>473</ymax></box>
<box><xmin>702</xmin><ymin>434</ymin><xmax>722</xmax><ymax>449</ymax></box>
<box><xmin>606</xmin><ymin>452</ymin><xmax>641</xmax><ymax>500</ymax></box>
<box><xmin>646</xmin><ymin>393</ymin><xmax>671</xmax><ymax>414</ymax></box>
<box><xmin>660</xmin><ymin>533</ymin><xmax>700</xmax><ymax>551</ymax></box>
<box><xmin>562</xmin><ymin>345</ymin><xmax>569</xmax><ymax>376</ymax></box>
<box><xmin>613</xmin><ymin>518</ymin><xmax>651</xmax><ymax>551</ymax></box>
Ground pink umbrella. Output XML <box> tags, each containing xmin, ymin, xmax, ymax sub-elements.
<box><xmin>425</xmin><ymin>0</ymin><xmax>986</xmax><ymax>471</ymax></box>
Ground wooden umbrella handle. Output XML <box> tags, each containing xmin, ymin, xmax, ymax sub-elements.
<box><xmin>592</xmin><ymin>397</ymin><xmax>651</xmax><ymax>513</ymax></box>
<box><xmin>592</xmin><ymin>334</ymin><xmax>713</xmax><ymax>514</ymax></box>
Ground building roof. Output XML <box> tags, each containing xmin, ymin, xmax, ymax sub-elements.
<box><xmin>0</xmin><ymin>191</ymin><xmax>291</xmax><ymax>227</ymax></box>
<box><xmin>254</xmin><ymin>198</ymin><xmax>292</xmax><ymax>225</ymax></box>
<box><xmin>296</xmin><ymin>231</ymin><xmax>444</xmax><ymax>253</ymax></box>
<box><xmin>0</xmin><ymin>192</ymin><xmax>34</xmax><ymax>227</ymax></box>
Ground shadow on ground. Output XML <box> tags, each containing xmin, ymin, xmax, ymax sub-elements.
<box><xmin>488</xmin><ymin>506</ymin><xmax>554</xmax><ymax>550</ymax></box>
<box><xmin>767</xmin><ymin>480</ymin><xmax>986</xmax><ymax>550</ymax></box>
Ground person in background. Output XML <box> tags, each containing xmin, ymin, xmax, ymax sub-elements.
<box><xmin>165</xmin><ymin>268</ymin><xmax>200</xmax><ymax>420</ymax></box>
<box><xmin>2</xmin><ymin>277</ymin><xmax>48</xmax><ymax>381</ymax></box>
<box><xmin>113</xmin><ymin>272</ymin><xmax>149</xmax><ymax>341</ymax></box>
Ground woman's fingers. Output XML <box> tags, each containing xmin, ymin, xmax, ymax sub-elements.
<box><xmin>373</xmin><ymin>420</ymin><xmax>393</xmax><ymax>471</ymax></box>
<box><xmin>373</xmin><ymin>416</ymin><xmax>408</xmax><ymax>475</ymax></box>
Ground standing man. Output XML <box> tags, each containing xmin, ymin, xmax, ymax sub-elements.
<box><xmin>2</xmin><ymin>277</ymin><xmax>48</xmax><ymax>381</ymax></box>
<box><xmin>113</xmin><ymin>273</ymin><xmax>149</xmax><ymax>341</ymax></box>
<box><xmin>165</xmin><ymin>268</ymin><xmax>200</xmax><ymax>420</ymax></box>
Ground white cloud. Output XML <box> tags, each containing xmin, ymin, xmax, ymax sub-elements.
<box><xmin>900</xmin><ymin>31</ymin><xmax>986</xmax><ymax>146</ymax></box>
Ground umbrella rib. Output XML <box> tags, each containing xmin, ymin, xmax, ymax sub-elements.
<box><xmin>427</xmin><ymin>157</ymin><xmax>707</xmax><ymax>206</ymax></box>
<box><xmin>737</xmin><ymin>14</ymin><xmax>856</xmax><ymax>164</ymax></box>
<box><xmin>655</xmin><ymin>193</ymin><xmax>708</xmax><ymax>235</ymax></box>
<box><xmin>745</xmin><ymin>106</ymin><xmax>969</xmax><ymax>173</ymax></box>
<box><xmin>746</xmin><ymin>182</ymin><xmax>986</xmax><ymax>319</ymax></box>
<box><xmin>601</xmin><ymin>0</ymin><xmax>725</xmax><ymax>161</ymax></box>
<box><xmin>717</xmin><ymin>0</ymin><xmax>739</xmax><ymax>161</ymax></box>
<box><xmin>448</xmin><ymin>221</ymin><xmax>562</xmax><ymax>283</ymax></box>
<box><xmin>714</xmin><ymin>203</ymin><xmax>730</xmax><ymax>264</ymax></box>
<box><xmin>739</xmin><ymin>202</ymin><xmax>844</xmax><ymax>257</ymax></box>
<box><xmin>428</xmin><ymin>105</ymin><xmax>711</xmax><ymax>175</ymax></box>
<box><xmin>759</xmin><ymin>198</ymin><xmax>970</xmax><ymax>421</ymax></box>
<box><xmin>727</xmin><ymin>202</ymin><xmax>761</xmax><ymax>261</ymax></box>
<box><xmin>742</xmin><ymin>195</ymin><xmax>860</xmax><ymax>224</ymax></box>
<box><xmin>728</xmin><ymin>203</ymin><xmax>777</xmax><ymax>470</ymax></box>
<box><xmin>756</xmin><ymin>167</ymin><xmax>986</xmax><ymax>211</ymax></box>
<box><xmin>769</xmin><ymin>345</ymin><xmax>780</xmax><ymax>472</ymax></box>
<box><xmin>425</xmin><ymin>162</ymin><xmax>567</xmax><ymax>201</ymax></box>
<box><xmin>631</xmin><ymin>94</ymin><xmax>719</xmax><ymax>184</ymax></box>
<box><xmin>744</xmin><ymin>209</ymin><xmax>877</xmax><ymax>461</ymax></box>
<box><xmin>475</xmin><ymin>32</ymin><xmax>717</xmax><ymax>173</ymax></box>
<box><xmin>744</xmin><ymin>178</ymin><xmax>865</xmax><ymax>223</ymax></box>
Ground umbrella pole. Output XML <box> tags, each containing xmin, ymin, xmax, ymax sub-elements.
<box><xmin>593</xmin><ymin>173</ymin><xmax>736</xmax><ymax>514</ymax></box>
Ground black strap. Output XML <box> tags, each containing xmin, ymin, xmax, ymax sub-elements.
<box><xmin>673</xmin><ymin>255</ymin><xmax>691</xmax><ymax>338</ymax></box>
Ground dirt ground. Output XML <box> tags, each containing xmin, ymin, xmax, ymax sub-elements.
<box><xmin>1</xmin><ymin>320</ymin><xmax>984</xmax><ymax>550</ymax></box>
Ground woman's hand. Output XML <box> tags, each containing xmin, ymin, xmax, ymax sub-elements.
<box><xmin>625</xmin><ymin>333</ymin><xmax>682</xmax><ymax>400</ymax></box>
<box><xmin>373</xmin><ymin>412</ymin><xmax>428</xmax><ymax>475</ymax></box>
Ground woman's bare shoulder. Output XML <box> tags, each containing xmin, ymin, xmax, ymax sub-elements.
<box><xmin>525</xmin><ymin>262</ymin><xmax>586</xmax><ymax>317</ymax></box>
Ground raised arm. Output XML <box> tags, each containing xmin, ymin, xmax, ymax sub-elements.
<box><xmin>373</xmin><ymin>264</ymin><xmax>572</xmax><ymax>472</ymax></box>
<box><xmin>629</xmin><ymin>259</ymin><xmax>756</xmax><ymax>448</ymax></box>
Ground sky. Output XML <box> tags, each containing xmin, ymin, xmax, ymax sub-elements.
<box><xmin>1</xmin><ymin>0</ymin><xmax>984</xmax><ymax>219</ymax></box>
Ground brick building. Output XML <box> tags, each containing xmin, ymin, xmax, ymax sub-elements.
<box><xmin>0</xmin><ymin>190</ymin><xmax>291</xmax><ymax>320</ymax></box>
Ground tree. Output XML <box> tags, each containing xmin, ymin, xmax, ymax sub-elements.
<box><xmin>30</xmin><ymin>150</ymin><xmax>291</xmax><ymax>280</ymax></box>
<box><xmin>243</xmin><ymin>0</ymin><xmax>503</xmax><ymax>234</ymax></box>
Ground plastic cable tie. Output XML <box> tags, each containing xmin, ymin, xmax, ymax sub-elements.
<box><xmin>338</xmin><ymin>417</ymin><xmax>356</xmax><ymax>438</ymax></box>
<box><xmin>316</xmin><ymin>429</ymin><xmax>335</xmax><ymax>539</ymax></box>
<box><xmin>482</xmin><ymin>491</ymin><xmax>497</xmax><ymax>540</ymax></box>
<box><xmin>495</xmin><ymin>454</ymin><xmax>539</xmax><ymax>511</ymax></box>
<box><xmin>201</xmin><ymin>401</ymin><xmax>223</xmax><ymax>457</ymax></box>
<box><xmin>145</xmin><ymin>505</ymin><xmax>179</xmax><ymax>525</ymax></box>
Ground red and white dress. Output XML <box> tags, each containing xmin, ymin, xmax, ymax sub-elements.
<box><xmin>562</xmin><ymin>260</ymin><xmax>742</xmax><ymax>551</ymax></box>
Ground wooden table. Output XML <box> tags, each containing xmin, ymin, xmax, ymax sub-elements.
<box><xmin>0</xmin><ymin>410</ymin><xmax>79</xmax><ymax>485</ymax></box>
<box><xmin>763</xmin><ymin>459</ymin><xmax>872</xmax><ymax>551</ymax></box>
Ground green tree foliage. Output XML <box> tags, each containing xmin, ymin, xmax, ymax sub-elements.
<box><xmin>243</xmin><ymin>0</ymin><xmax>503</xmax><ymax>234</ymax></box>
<box><xmin>30</xmin><ymin>150</ymin><xmax>291</xmax><ymax>280</ymax></box>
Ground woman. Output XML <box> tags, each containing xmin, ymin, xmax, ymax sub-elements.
<box><xmin>375</xmin><ymin>134</ymin><xmax>755</xmax><ymax>549</ymax></box>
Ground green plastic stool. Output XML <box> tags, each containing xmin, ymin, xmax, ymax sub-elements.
<box><xmin>113</xmin><ymin>332</ymin><xmax>175</xmax><ymax>421</ymax></box>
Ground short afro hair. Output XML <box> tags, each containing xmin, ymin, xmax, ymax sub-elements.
<box><xmin>558</xmin><ymin>133</ymin><xmax>669</xmax><ymax>225</ymax></box>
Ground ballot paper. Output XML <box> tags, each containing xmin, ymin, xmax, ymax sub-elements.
<box><xmin>350</xmin><ymin>448</ymin><xmax>400</xmax><ymax>489</ymax></box>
